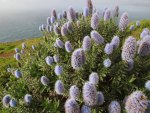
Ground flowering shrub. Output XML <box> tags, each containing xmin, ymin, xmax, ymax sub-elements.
<box><xmin>1</xmin><ymin>0</ymin><xmax>150</xmax><ymax>112</ymax></box>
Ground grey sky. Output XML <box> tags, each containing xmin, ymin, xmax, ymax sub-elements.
<box><xmin>0</xmin><ymin>0</ymin><xmax>150</xmax><ymax>12</ymax></box>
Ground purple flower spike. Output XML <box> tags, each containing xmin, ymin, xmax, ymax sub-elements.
<box><xmin>90</xmin><ymin>30</ymin><xmax>104</xmax><ymax>45</ymax></box>
<box><xmin>56</xmin><ymin>38</ymin><xmax>64</xmax><ymax>48</ymax></box>
<box><xmin>67</xmin><ymin>7</ymin><xmax>76</xmax><ymax>22</ymax></box>
<box><xmin>91</xmin><ymin>13</ymin><xmax>99</xmax><ymax>30</ymax></box>
<box><xmin>65</xmin><ymin>41</ymin><xmax>73</xmax><ymax>52</ymax></box>
<box><xmin>82</xmin><ymin>36</ymin><xmax>91</xmax><ymax>51</ymax></box>
<box><xmin>83</xmin><ymin>7</ymin><xmax>89</xmax><ymax>17</ymax></box>
<box><xmin>51</xmin><ymin>9</ymin><xmax>57</xmax><ymax>19</ymax></box>
<box><xmin>45</xmin><ymin>56</ymin><xmax>54</xmax><ymax>65</ymax></box>
<box><xmin>61</xmin><ymin>24</ymin><xmax>68</xmax><ymax>36</ymax></box>
<box><xmin>71</xmin><ymin>48</ymin><xmax>85</xmax><ymax>70</ymax></box>
<box><xmin>119</xmin><ymin>12</ymin><xmax>129</xmax><ymax>31</ymax></box>
<box><xmin>54</xmin><ymin>65</ymin><xmax>63</xmax><ymax>76</ymax></box>
<box><xmin>104</xmin><ymin>9</ymin><xmax>111</xmax><ymax>21</ymax></box>
<box><xmin>47</xmin><ymin>17</ymin><xmax>51</xmax><ymax>25</ymax></box>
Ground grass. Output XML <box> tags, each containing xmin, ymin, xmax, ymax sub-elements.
<box><xmin>0</xmin><ymin>37</ymin><xmax>41</xmax><ymax>69</ymax></box>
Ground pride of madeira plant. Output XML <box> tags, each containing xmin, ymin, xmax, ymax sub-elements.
<box><xmin>1</xmin><ymin>0</ymin><xmax>150</xmax><ymax>113</ymax></box>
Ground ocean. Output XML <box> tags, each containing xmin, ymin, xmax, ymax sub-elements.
<box><xmin>0</xmin><ymin>6</ymin><xmax>150</xmax><ymax>42</ymax></box>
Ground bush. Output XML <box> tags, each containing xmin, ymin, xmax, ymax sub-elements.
<box><xmin>1</xmin><ymin>0</ymin><xmax>150</xmax><ymax>113</ymax></box>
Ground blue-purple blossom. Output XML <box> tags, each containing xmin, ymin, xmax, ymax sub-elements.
<box><xmin>104</xmin><ymin>43</ymin><xmax>114</xmax><ymax>55</ymax></box>
<box><xmin>89</xmin><ymin>72</ymin><xmax>99</xmax><ymax>85</ymax></box>
<box><xmin>111</xmin><ymin>36</ymin><xmax>120</xmax><ymax>49</ymax></box>
<box><xmin>32</xmin><ymin>45</ymin><xmax>35</xmax><ymax>50</ymax></box>
<box><xmin>83</xmin><ymin>7</ymin><xmax>89</xmax><ymax>17</ymax></box>
<box><xmin>65</xmin><ymin>41</ymin><xmax>73</xmax><ymax>52</ymax></box>
<box><xmin>67</xmin><ymin>21</ymin><xmax>73</xmax><ymax>31</ymax></box>
<box><xmin>91</xmin><ymin>13</ymin><xmax>99</xmax><ymax>30</ymax></box>
<box><xmin>22</xmin><ymin>43</ymin><xmax>26</xmax><ymax>49</ymax></box>
<box><xmin>45</xmin><ymin>56</ymin><xmax>54</xmax><ymax>65</ymax></box>
<box><xmin>65</xmin><ymin>98</ymin><xmax>80</xmax><ymax>113</ymax></box>
<box><xmin>51</xmin><ymin>9</ymin><xmax>57</xmax><ymax>19</ymax></box>
<box><xmin>15</xmin><ymin>48</ymin><xmax>19</xmax><ymax>53</ymax></box>
<box><xmin>69</xmin><ymin>85</ymin><xmax>80</xmax><ymax>100</ymax></box>
<box><xmin>103</xmin><ymin>8</ymin><xmax>108</xmax><ymax>17</ymax></box>
<box><xmin>81</xmin><ymin>105</ymin><xmax>91</xmax><ymax>113</ymax></box>
<box><xmin>46</xmin><ymin>25</ymin><xmax>51</xmax><ymax>32</ymax></box>
<box><xmin>55</xmin><ymin>80</ymin><xmax>64</xmax><ymax>95</ymax></box>
<box><xmin>82</xmin><ymin>36</ymin><xmax>91</xmax><ymax>51</ymax></box>
<box><xmin>54</xmin><ymin>65</ymin><xmax>63</xmax><ymax>76</ymax></box>
<box><xmin>21</xmin><ymin>49</ymin><xmax>25</xmax><ymax>54</ymax></box>
<box><xmin>108</xmin><ymin>101</ymin><xmax>121</xmax><ymax>113</ymax></box>
<box><xmin>57</xmin><ymin>13</ymin><xmax>62</xmax><ymax>19</ymax></box>
<box><xmin>97</xmin><ymin>91</ymin><xmax>104</xmax><ymax>106</ymax></box>
<box><xmin>53</xmin><ymin>55</ymin><xmax>59</xmax><ymax>63</ymax></box>
<box><xmin>140</xmin><ymin>30</ymin><xmax>149</xmax><ymax>39</ymax></box>
<box><xmin>14</xmin><ymin>70</ymin><xmax>22</xmax><ymax>78</ymax></box>
<box><xmin>121</xmin><ymin>36</ymin><xmax>137</xmax><ymax>61</ymax></box>
<box><xmin>86</xmin><ymin>0</ymin><xmax>93</xmax><ymax>15</ymax></box>
<box><xmin>67</xmin><ymin>7</ymin><xmax>76</xmax><ymax>22</ymax></box>
<box><xmin>42</xmin><ymin>24</ymin><xmax>46</xmax><ymax>31</ymax></box>
<box><xmin>71</xmin><ymin>48</ymin><xmax>85</xmax><ymax>70</ymax></box>
<box><xmin>138</xmin><ymin>35</ymin><xmax>150</xmax><ymax>56</ymax></box>
<box><xmin>39</xmin><ymin>26</ymin><xmax>43</xmax><ymax>31</ymax></box>
<box><xmin>54</xmin><ymin>25</ymin><xmax>61</xmax><ymax>35</ymax></box>
<box><xmin>40</xmin><ymin>76</ymin><xmax>50</xmax><ymax>86</ymax></box>
<box><xmin>24</xmin><ymin>94</ymin><xmax>32</xmax><ymax>105</ymax></box>
<box><xmin>104</xmin><ymin>9</ymin><xmax>111</xmax><ymax>21</ymax></box>
<box><xmin>9</xmin><ymin>99</ymin><xmax>17</xmax><ymax>107</ymax></box>
<box><xmin>15</xmin><ymin>53</ymin><xmax>21</xmax><ymax>60</ymax></box>
<box><xmin>56</xmin><ymin>38</ymin><xmax>64</xmax><ymax>48</ymax></box>
<box><xmin>136</xmin><ymin>20</ymin><xmax>140</xmax><ymax>27</ymax></box>
<box><xmin>103</xmin><ymin>58</ymin><xmax>111</xmax><ymax>68</ymax></box>
<box><xmin>83</xmin><ymin>82</ymin><xmax>97</xmax><ymax>106</ymax></box>
<box><xmin>145</xmin><ymin>80</ymin><xmax>150</xmax><ymax>91</ymax></box>
<box><xmin>62</xmin><ymin>10</ymin><xmax>67</xmax><ymax>19</ymax></box>
<box><xmin>51</xmin><ymin>16</ymin><xmax>55</xmax><ymax>24</ymax></box>
<box><xmin>113</xmin><ymin>5</ymin><xmax>119</xmax><ymax>17</ymax></box>
<box><xmin>2</xmin><ymin>95</ymin><xmax>11</xmax><ymax>107</ymax></box>
<box><xmin>47</xmin><ymin>17</ymin><xmax>51</xmax><ymax>25</ymax></box>
<box><xmin>130</xmin><ymin>25</ymin><xmax>135</xmax><ymax>31</ymax></box>
<box><xmin>90</xmin><ymin>30</ymin><xmax>104</xmax><ymax>45</ymax></box>
<box><xmin>125</xmin><ymin>91</ymin><xmax>148</xmax><ymax>113</ymax></box>
<box><xmin>119</xmin><ymin>12</ymin><xmax>129</xmax><ymax>31</ymax></box>
<box><xmin>61</xmin><ymin>24</ymin><xmax>68</xmax><ymax>36</ymax></box>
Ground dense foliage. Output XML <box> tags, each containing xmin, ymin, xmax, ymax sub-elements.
<box><xmin>1</xmin><ymin>0</ymin><xmax>150</xmax><ymax>113</ymax></box>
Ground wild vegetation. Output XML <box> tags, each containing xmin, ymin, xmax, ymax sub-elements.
<box><xmin>1</xmin><ymin>0</ymin><xmax>150</xmax><ymax>113</ymax></box>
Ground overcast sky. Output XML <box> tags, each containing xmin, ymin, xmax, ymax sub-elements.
<box><xmin>0</xmin><ymin>0</ymin><xmax>150</xmax><ymax>12</ymax></box>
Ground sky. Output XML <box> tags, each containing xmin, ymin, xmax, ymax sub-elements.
<box><xmin>0</xmin><ymin>0</ymin><xmax>150</xmax><ymax>12</ymax></box>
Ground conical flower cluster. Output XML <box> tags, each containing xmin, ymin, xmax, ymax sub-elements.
<box><xmin>83</xmin><ymin>82</ymin><xmax>97</xmax><ymax>106</ymax></box>
<box><xmin>125</xmin><ymin>91</ymin><xmax>148</xmax><ymax>113</ymax></box>
<box><xmin>104</xmin><ymin>9</ymin><xmax>111</xmax><ymax>21</ymax></box>
<box><xmin>90</xmin><ymin>30</ymin><xmax>104</xmax><ymax>45</ymax></box>
<box><xmin>91</xmin><ymin>13</ymin><xmax>99</xmax><ymax>30</ymax></box>
<box><xmin>108</xmin><ymin>101</ymin><xmax>121</xmax><ymax>113</ymax></box>
<box><xmin>119</xmin><ymin>12</ymin><xmax>129</xmax><ymax>31</ymax></box>
<box><xmin>89</xmin><ymin>72</ymin><xmax>99</xmax><ymax>85</ymax></box>
<box><xmin>55</xmin><ymin>80</ymin><xmax>64</xmax><ymax>95</ymax></box>
<box><xmin>71</xmin><ymin>48</ymin><xmax>85</xmax><ymax>70</ymax></box>
<box><xmin>86</xmin><ymin>0</ymin><xmax>93</xmax><ymax>15</ymax></box>
<box><xmin>67</xmin><ymin>7</ymin><xmax>76</xmax><ymax>22</ymax></box>
<box><xmin>69</xmin><ymin>85</ymin><xmax>80</xmax><ymax>100</ymax></box>
<box><xmin>138</xmin><ymin>35</ymin><xmax>150</xmax><ymax>56</ymax></box>
<box><xmin>65</xmin><ymin>98</ymin><xmax>80</xmax><ymax>113</ymax></box>
<box><xmin>82</xmin><ymin>36</ymin><xmax>91</xmax><ymax>51</ymax></box>
<box><xmin>121</xmin><ymin>36</ymin><xmax>137</xmax><ymax>61</ymax></box>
